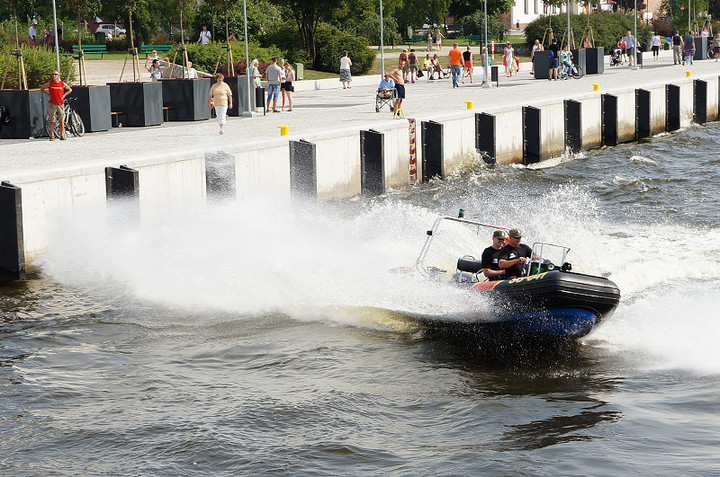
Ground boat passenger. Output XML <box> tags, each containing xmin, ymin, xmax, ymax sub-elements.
<box><xmin>498</xmin><ymin>228</ymin><xmax>532</xmax><ymax>278</ymax></box>
<box><xmin>481</xmin><ymin>230</ymin><xmax>507</xmax><ymax>281</ymax></box>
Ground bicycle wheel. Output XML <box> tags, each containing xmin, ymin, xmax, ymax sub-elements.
<box><xmin>571</xmin><ymin>65</ymin><xmax>584</xmax><ymax>79</ymax></box>
<box><xmin>45</xmin><ymin>116</ymin><xmax>60</xmax><ymax>138</ymax></box>
<box><xmin>69</xmin><ymin>111</ymin><xmax>85</xmax><ymax>137</ymax></box>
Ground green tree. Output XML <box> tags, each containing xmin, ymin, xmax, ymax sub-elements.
<box><xmin>275</xmin><ymin>0</ymin><xmax>336</xmax><ymax>68</ymax></box>
<box><xmin>396</xmin><ymin>0</ymin><xmax>452</xmax><ymax>29</ymax></box>
<box><xmin>450</xmin><ymin>0</ymin><xmax>515</xmax><ymax>19</ymax></box>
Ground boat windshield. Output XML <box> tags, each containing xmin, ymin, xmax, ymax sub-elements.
<box><xmin>528</xmin><ymin>242</ymin><xmax>570</xmax><ymax>275</ymax></box>
<box><xmin>414</xmin><ymin>216</ymin><xmax>507</xmax><ymax>281</ymax></box>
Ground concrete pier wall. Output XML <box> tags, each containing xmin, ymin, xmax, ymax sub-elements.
<box><xmin>5</xmin><ymin>74</ymin><xmax>720</xmax><ymax>272</ymax></box>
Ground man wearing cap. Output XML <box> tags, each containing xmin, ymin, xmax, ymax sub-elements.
<box><xmin>481</xmin><ymin>230</ymin><xmax>508</xmax><ymax>281</ymax></box>
<box><xmin>498</xmin><ymin>228</ymin><xmax>532</xmax><ymax>278</ymax></box>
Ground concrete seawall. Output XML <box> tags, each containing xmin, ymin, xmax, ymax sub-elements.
<box><xmin>1</xmin><ymin>54</ymin><xmax>718</xmax><ymax>277</ymax></box>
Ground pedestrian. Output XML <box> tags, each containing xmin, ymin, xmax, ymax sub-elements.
<box><xmin>41</xmin><ymin>70</ymin><xmax>72</xmax><ymax>141</ymax></box>
<box><xmin>448</xmin><ymin>43</ymin><xmax>462</xmax><ymax>87</ymax></box>
<box><xmin>480</xmin><ymin>46</ymin><xmax>489</xmax><ymax>85</ymax></box>
<box><xmin>43</xmin><ymin>27</ymin><xmax>51</xmax><ymax>45</ymax></box>
<box><xmin>197</xmin><ymin>25</ymin><xmax>211</xmax><ymax>45</ymax></box>
<box><xmin>282</xmin><ymin>62</ymin><xmax>295</xmax><ymax>112</ymax></box>
<box><xmin>672</xmin><ymin>30</ymin><xmax>683</xmax><ymax>65</ymax></box>
<box><xmin>531</xmin><ymin>39</ymin><xmax>542</xmax><ymax>75</ymax></box>
<box><xmin>617</xmin><ymin>37</ymin><xmax>627</xmax><ymax>64</ymax></box>
<box><xmin>423</xmin><ymin>54</ymin><xmax>433</xmax><ymax>79</ymax></box>
<box><xmin>435</xmin><ymin>29</ymin><xmax>445</xmax><ymax>51</ymax></box>
<box><xmin>248</xmin><ymin>58</ymin><xmax>262</xmax><ymax>87</ymax></box>
<box><xmin>29</xmin><ymin>22</ymin><xmax>37</xmax><ymax>45</ymax></box>
<box><xmin>624</xmin><ymin>30</ymin><xmax>636</xmax><ymax>66</ymax></box>
<box><xmin>184</xmin><ymin>61</ymin><xmax>198</xmax><ymax>79</ymax></box>
<box><xmin>427</xmin><ymin>33</ymin><xmax>433</xmax><ymax>52</ymax></box>
<box><xmin>388</xmin><ymin>64</ymin><xmax>405</xmax><ymax>113</ymax></box>
<box><xmin>339</xmin><ymin>50</ymin><xmax>352</xmax><ymax>89</ymax></box>
<box><xmin>408</xmin><ymin>49</ymin><xmax>418</xmax><ymax>83</ymax></box>
<box><xmin>208</xmin><ymin>73</ymin><xmax>232</xmax><ymax>134</ymax></box>
<box><xmin>229</xmin><ymin>31</ymin><xmax>237</xmax><ymax>42</ymax></box>
<box><xmin>683</xmin><ymin>31</ymin><xmax>695</xmax><ymax>65</ymax></box>
<box><xmin>503</xmin><ymin>41</ymin><xmax>515</xmax><ymax>77</ymax></box>
<box><xmin>651</xmin><ymin>32</ymin><xmax>660</xmax><ymax>61</ymax></box>
<box><xmin>548</xmin><ymin>38</ymin><xmax>559</xmax><ymax>80</ymax></box>
<box><xmin>713</xmin><ymin>33</ymin><xmax>720</xmax><ymax>61</ymax></box>
<box><xmin>461</xmin><ymin>45</ymin><xmax>473</xmax><ymax>84</ymax></box>
<box><xmin>398</xmin><ymin>49</ymin><xmax>408</xmax><ymax>81</ymax></box>
<box><xmin>265</xmin><ymin>57</ymin><xmax>283</xmax><ymax>112</ymax></box>
<box><xmin>146</xmin><ymin>59</ymin><xmax>163</xmax><ymax>81</ymax></box>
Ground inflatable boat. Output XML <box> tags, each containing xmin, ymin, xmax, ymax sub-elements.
<box><xmin>408</xmin><ymin>215</ymin><xmax>621</xmax><ymax>342</ymax></box>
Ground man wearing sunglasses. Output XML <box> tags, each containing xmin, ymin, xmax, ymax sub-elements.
<box><xmin>498</xmin><ymin>228</ymin><xmax>532</xmax><ymax>278</ymax></box>
<box><xmin>41</xmin><ymin>71</ymin><xmax>72</xmax><ymax>141</ymax></box>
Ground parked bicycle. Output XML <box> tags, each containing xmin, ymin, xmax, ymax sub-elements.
<box><xmin>45</xmin><ymin>97</ymin><xmax>85</xmax><ymax>138</ymax></box>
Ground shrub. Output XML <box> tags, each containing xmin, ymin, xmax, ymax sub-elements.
<box><xmin>524</xmin><ymin>12</ymin><xmax>653</xmax><ymax>52</ymax></box>
<box><xmin>651</xmin><ymin>18</ymin><xmax>674</xmax><ymax>37</ymax></box>
<box><xmin>179</xmin><ymin>41</ymin><xmax>286</xmax><ymax>75</ymax></box>
<box><xmin>460</xmin><ymin>12</ymin><xmax>506</xmax><ymax>41</ymax></box>
<box><xmin>314</xmin><ymin>25</ymin><xmax>375</xmax><ymax>75</ymax></box>
<box><xmin>0</xmin><ymin>46</ymin><xmax>75</xmax><ymax>89</ymax></box>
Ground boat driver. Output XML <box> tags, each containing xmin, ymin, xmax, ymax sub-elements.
<box><xmin>497</xmin><ymin>228</ymin><xmax>532</xmax><ymax>278</ymax></box>
<box><xmin>481</xmin><ymin>230</ymin><xmax>507</xmax><ymax>281</ymax></box>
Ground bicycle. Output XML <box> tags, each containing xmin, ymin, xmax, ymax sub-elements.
<box><xmin>557</xmin><ymin>61</ymin><xmax>583</xmax><ymax>80</ymax></box>
<box><xmin>45</xmin><ymin>97</ymin><xmax>85</xmax><ymax>138</ymax></box>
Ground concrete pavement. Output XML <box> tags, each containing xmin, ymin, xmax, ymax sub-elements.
<box><xmin>1</xmin><ymin>48</ymin><xmax>718</xmax><ymax>180</ymax></box>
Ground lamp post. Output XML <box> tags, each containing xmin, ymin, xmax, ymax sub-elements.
<box><xmin>242</xmin><ymin>0</ymin><xmax>256</xmax><ymax>117</ymax></box>
<box><xmin>631</xmin><ymin>0</ymin><xmax>638</xmax><ymax>70</ymax></box>
<box><xmin>380</xmin><ymin>0</ymin><xmax>385</xmax><ymax>74</ymax></box>
<box><xmin>482</xmin><ymin>0</ymin><xmax>490</xmax><ymax>88</ymax></box>
<box><xmin>51</xmin><ymin>0</ymin><xmax>60</xmax><ymax>71</ymax></box>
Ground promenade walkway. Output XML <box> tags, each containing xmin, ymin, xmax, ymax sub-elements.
<box><xmin>2</xmin><ymin>49</ymin><xmax>718</xmax><ymax>179</ymax></box>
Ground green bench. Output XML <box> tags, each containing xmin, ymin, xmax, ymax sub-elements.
<box><xmin>401</xmin><ymin>35</ymin><xmax>427</xmax><ymax>47</ymax></box>
<box><xmin>140</xmin><ymin>45</ymin><xmax>173</xmax><ymax>57</ymax></box>
<box><xmin>71</xmin><ymin>44</ymin><xmax>107</xmax><ymax>58</ymax></box>
<box><xmin>467</xmin><ymin>35</ymin><xmax>484</xmax><ymax>45</ymax></box>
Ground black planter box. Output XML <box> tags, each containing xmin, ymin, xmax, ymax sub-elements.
<box><xmin>585</xmin><ymin>47</ymin><xmax>605</xmax><ymax>75</ymax></box>
<box><xmin>694</xmin><ymin>37</ymin><xmax>709</xmax><ymax>60</ymax></box>
<box><xmin>67</xmin><ymin>85</ymin><xmax>111</xmax><ymax>132</ymax></box>
<box><xmin>226</xmin><ymin>76</ymin><xmax>256</xmax><ymax>116</ymax></box>
<box><xmin>107</xmin><ymin>82</ymin><xmax>163</xmax><ymax>127</ymax></box>
<box><xmin>571</xmin><ymin>48</ymin><xmax>587</xmax><ymax>73</ymax></box>
<box><xmin>533</xmin><ymin>51</ymin><xmax>550</xmax><ymax>79</ymax></box>
<box><xmin>160</xmin><ymin>78</ymin><xmax>212</xmax><ymax>121</ymax></box>
<box><xmin>0</xmin><ymin>89</ymin><xmax>47</xmax><ymax>139</ymax></box>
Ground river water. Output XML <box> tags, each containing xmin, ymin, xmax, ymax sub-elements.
<box><xmin>2</xmin><ymin>123</ymin><xmax>720</xmax><ymax>475</ymax></box>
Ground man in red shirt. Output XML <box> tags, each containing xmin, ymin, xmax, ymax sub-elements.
<box><xmin>41</xmin><ymin>70</ymin><xmax>72</xmax><ymax>141</ymax></box>
<box><xmin>448</xmin><ymin>43</ymin><xmax>463</xmax><ymax>88</ymax></box>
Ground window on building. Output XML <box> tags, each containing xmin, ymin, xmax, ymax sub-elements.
<box><xmin>534</xmin><ymin>0</ymin><xmax>538</xmax><ymax>13</ymax></box>
<box><xmin>525</xmin><ymin>0</ymin><xmax>529</xmax><ymax>14</ymax></box>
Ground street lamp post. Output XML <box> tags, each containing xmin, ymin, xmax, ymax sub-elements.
<box><xmin>482</xmin><ymin>0</ymin><xmax>490</xmax><ymax>88</ymax></box>
<box><xmin>380</xmin><ymin>0</ymin><xmax>385</xmax><ymax>74</ymax></box>
<box><xmin>242</xmin><ymin>0</ymin><xmax>256</xmax><ymax>117</ymax></box>
<box><xmin>51</xmin><ymin>0</ymin><xmax>60</xmax><ymax>71</ymax></box>
<box><xmin>631</xmin><ymin>0</ymin><xmax>638</xmax><ymax>70</ymax></box>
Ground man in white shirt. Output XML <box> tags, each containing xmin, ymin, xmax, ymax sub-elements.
<box><xmin>29</xmin><ymin>23</ymin><xmax>37</xmax><ymax>45</ymax></box>
<box><xmin>197</xmin><ymin>26</ymin><xmax>211</xmax><ymax>45</ymax></box>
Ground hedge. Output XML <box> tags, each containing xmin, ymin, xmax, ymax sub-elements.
<box><xmin>524</xmin><ymin>12</ymin><xmax>653</xmax><ymax>52</ymax></box>
<box><xmin>314</xmin><ymin>26</ymin><xmax>375</xmax><ymax>75</ymax></box>
<box><xmin>0</xmin><ymin>46</ymin><xmax>75</xmax><ymax>89</ymax></box>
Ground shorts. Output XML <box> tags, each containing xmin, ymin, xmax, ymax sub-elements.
<box><xmin>627</xmin><ymin>47</ymin><xmax>635</xmax><ymax>56</ymax></box>
<box><xmin>395</xmin><ymin>84</ymin><xmax>405</xmax><ymax>99</ymax></box>
<box><xmin>409</xmin><ymin>63</ymin><xmax>418</xmax><ymax>72</ymax></box>
<box><xmin>685</xmin><ymin>48</ymin><xmax>695</xmax><ymax>57</ymax></box>
<box><xmin>267</xmin><ymin>83</ymin><xmax>281</xmax><ymax>102</ymax></box>
<box><xmin>281</xmin><ymin>81</ymin><xmax>293</xmax><ymax>92</ymax></box>
<box><xmin>48</xmin><ymin>103</ymin><xmax>64</xmax><ymax>123</ymax></box>
<box><xmin>550</xmin><ymin>57</ymin><xmax>559</xmax><ymax>68</ymax></box>
<box><xmin>464</xmin><ymin>60</ymin><xmax>472</xmax><ymax>68</ymax></box>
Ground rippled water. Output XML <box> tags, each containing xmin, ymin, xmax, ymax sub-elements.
<box><xmin>2</xmin><ymin>123</ymin><xmax>720</xmax><ymax>475</ymax></box>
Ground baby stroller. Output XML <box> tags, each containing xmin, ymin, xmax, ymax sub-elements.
<box><xmin>375</xmin><ymin>89</ymin><xmax>395</xmax><ymax>112</ymax></box>
<box><xmin>610</xmin><ymin>49</ymin><xmax>623</xmax><ymax>66</ymax></box>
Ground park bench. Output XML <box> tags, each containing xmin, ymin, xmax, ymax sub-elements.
<box><xmin>401</xmin><ymin>35</ymin><xmax>426</xmax><ymax>47</ymax></box>
<box><xmin>140</xmin><ymin>45</ymin><xmax>173</xmax><ymax>57</ymax></box>
<box><xmin>467</xmin><ymin>35</ymin><xmax>484</xmax><ymax>45</ymax></box>
<box><xmin>71</xmin><ymin>44</ymin><xmax>107</xmax><ymax>58</ymax></box>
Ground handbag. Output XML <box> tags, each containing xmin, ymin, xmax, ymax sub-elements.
<box><xmin>417</xmin><ymin>69</ymin><xmax>424</xmax><ymax>77</ymax></box>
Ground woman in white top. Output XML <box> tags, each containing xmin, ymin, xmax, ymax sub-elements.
<box><xmin>503</xmin><ymin>42</ymin><xmax>515</xmax><ymax>77</ymax></box>
<box><xmin>339</xmin><ymin>50</ymin><xmax>352</xmax><ymax>89</ymax></box>
<box><xmin>185</xmin><ymin>61</ymin><xmax>198</xmax><ymax>78</ymax></box>
<box><xmin>282</xmin><ymin>62</ymin><xmax>295</xmax><ymax>111</ymax></box>
<box><xmin>531</xmin><ymin>39</ymin><xmax>543</xmax><ymax>75</ymax></box>
<box><xmin>651</xmin><ymin>33</ymin><xmax>661</xmax><ymax>61</ymax></box>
